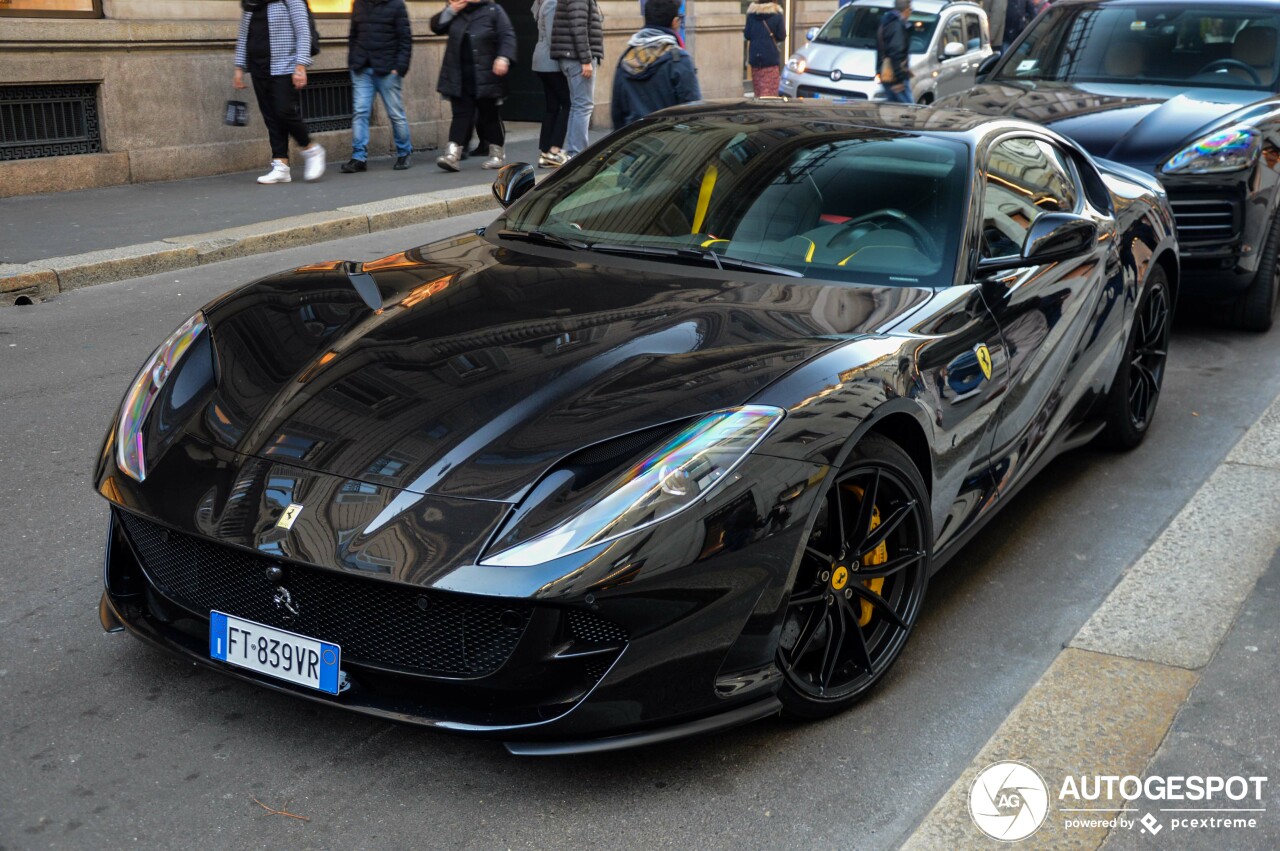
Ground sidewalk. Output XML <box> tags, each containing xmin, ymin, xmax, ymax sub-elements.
<box><xmin>901</xmin><ymin>393</ymin><xmax>1280</xmax><ymax>849</ymax></box>
<box><xmin>1</xmin><ymin>124</ymin><xmax>548</xmax><ymax>302</ymax></box>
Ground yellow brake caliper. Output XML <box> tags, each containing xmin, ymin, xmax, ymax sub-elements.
<box><xmin>843</xmin><ymin>484</ymin><xmax>888</xmax><ymax>627</ymax></box>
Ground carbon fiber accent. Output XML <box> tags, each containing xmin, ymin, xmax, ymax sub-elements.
<box><xmin>117</xmin><ymin>511</ymin><xmax>530</xmax><ymax>678</ymax></box>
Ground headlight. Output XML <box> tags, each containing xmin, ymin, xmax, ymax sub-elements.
<box><xmin>787</xmin><ymin>55</ymin><xmax>808</xmax><ymax>74</ymax></box>
<box><xmin>116</xmin><ymin>311</ymin><xmax>208</xmax><ymax>481</ymax></box>
<box><xmin>481</xmin><ymin>405</ymin><xmax>785</xmax><ymax>567</ymax></box>
<box><xmin>1162</xmin><ymin>125</ymin><xmax>1261</xmax><ymax>175</ymax></box>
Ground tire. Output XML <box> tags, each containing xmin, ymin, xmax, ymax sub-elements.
<box><xmin>1098</xmin><ymin>265</ymin><xmax>1172</xmax><ymax>450</ymax></box>
<box><xmin>1231</xmin><ymin>213</ymin><xmax>1280</xmax><ymax>333</ymax></box>
<box><xmin>777</xmin><ymin>434</ymin><xmax>932</xmax><ymax>720</ymax></box>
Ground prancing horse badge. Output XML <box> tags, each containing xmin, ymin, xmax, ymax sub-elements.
<box><xmin>276</xmin><ymin>503</ymin><xmax>304</xmax><ymax>530</ymax></box>
<box><xmin>975</xmin><ymin>344</ymin><xmax>993</xmax><ymax>382</ymax></box>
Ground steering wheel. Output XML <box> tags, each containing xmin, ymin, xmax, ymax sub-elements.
<box><xmin>824</xmin><ymin>208</ymin><xmax>939</xmax><ymax>258</ymax></box>
<box><xmin>1193</xmin><ymin>58</ymin><xmax>1262</xmax><ymax>86</ymax></box>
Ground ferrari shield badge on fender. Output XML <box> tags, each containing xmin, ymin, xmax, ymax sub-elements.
<box><xmin>975</xmin><ymin>344</ymin><xmax>993</xmax><ymax>381</ymax></box>
<box><xmin>277</xmin><ymin>503</ymin><xmax>304</xmax><ymax>530</ymax></box>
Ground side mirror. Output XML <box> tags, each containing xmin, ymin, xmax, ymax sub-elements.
<box><xmin>492</xmin><ymin>163</ymin><xmax>536</xmax><ymax>208</ymax></box>
<box><xmin>974</xmin><ymin>51</ymin><xmax>1001</xmax><ymax>82</ymax></box>
<box><xmin>1022</xmin><ymin>213</ymin><xmax>1098</xmax><ymax>263</ymax></box>
<box><xmin>977</xmin><ymin>213</ymin><xmax>1098</xmax><ymax>274</ymax></box>
<box><xmin>943</xmin><ymin>41</ymin><xmax>966</xmax><ymax>58</ymax></box>
<box><xmin>806</xmin><ymin>27</ymin><xmax>819</xmax><ymax>42</ymax></box>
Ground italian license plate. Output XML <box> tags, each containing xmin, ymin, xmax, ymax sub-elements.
<box><xmin>209</xmin><ymin>611</ymin><xmax>341</xmax><ymax>694</ymax></box>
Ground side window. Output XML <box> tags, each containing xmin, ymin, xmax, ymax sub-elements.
<box><xmin>981</xmin><ymin>137</ymin><xmax>1078</xmax><ymax>259</ymax></box>
<box><xmin>941</xmin><ymin>14</ymin><xmax>966</xmax><ymax>53</ymax></box>
<box><xmin>965</xmin><ymin>13</ymin><xmax>985</xmax><ymax>51</ymax></box>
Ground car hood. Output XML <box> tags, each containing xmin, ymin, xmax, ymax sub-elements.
<box><xmin>187</xmin><ymin>232</ymin><xmax>932</xmax><ymax>502</ymax></box>
<box><xmin>943</xmin><ymin>80</ymin><xmax>1268</xmax><ymax>167</ymax></box>
<box><xmin>798</xmin><ymin>42</ymin><xmax>879</xmax><ymax>78</ymax></box>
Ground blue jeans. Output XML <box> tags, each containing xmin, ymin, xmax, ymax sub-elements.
<box><xmin>880</xmin><ymin>80</ymin><xmax>914</xmax><ymax>104</ymax></box>
<box><xmin>559</xmin><ymin>58</ymin><xmax>595</xmax><ymax>156</ymax></box>
<box><xmin>350</xmin><ymin>68</ymin><xmax>412</xmax><ymax>160</ymax></box>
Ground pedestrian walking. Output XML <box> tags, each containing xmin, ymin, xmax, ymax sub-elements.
<box><xmin>875</xmin><ymin>0</ymin><xmax>914</xmax><ymax>104</ymax></box>
<box><xmin>233</xmin><ymin>0</ymin><xmax>327</xmax><ymax>184</ymax></box>
<box><xmin>610</xmin><ymin>0</ymin><xmax>700</xmax><ymax>129</ymax></box>
<box><xmin>341</xmin><ymin>0</ymin><xmax>414</xmax><ymax>173</ymax></box>
<box><xmin>551</xmin><ymin>0</ymin><xmax>604</xmax><ymax>158</ymax></box>
<box><xmin>533</xmin><ymin>0</ymin><xmax>571</xmax><ymax>167</ymax></box>
<box><xmin>744</xmin><ymin>1</ymin><xmax>786</xmax><ymax>98</ymax></box>
<box><xmin>431</xmin><ymin>0</ymin><xmax>518</xmax><ymax>171</ymax></box>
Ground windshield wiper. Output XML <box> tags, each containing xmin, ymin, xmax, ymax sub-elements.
<box><xmin>589</xmin><ymin>243</ymin><xmax>803</xmax><ymax>277</ymax></box>
<box><xmin>494</xmin><ymin>228</ymin><xmax>590</xmax><ymax>250</ymax></box>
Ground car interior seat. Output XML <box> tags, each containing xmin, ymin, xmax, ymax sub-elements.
<box><xmin>1232</xmin><ymin>25</ymin><xmax>1278</xmax><ymax>86</ymax></box>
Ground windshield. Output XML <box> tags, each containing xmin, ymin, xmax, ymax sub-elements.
<box><xmin>995</xmin><ymin>3</ymin><xmax>1280</xmax><ymax>90</ymax></box>
<box><xmin>814</xmin><ymin>6</ymin><xmax>940</xmax><ymax>55</ymax></box>
<box><xmin>499</xmin><ymin>114</ymin><xmax>968</xmax><ymax>287</ymax></box>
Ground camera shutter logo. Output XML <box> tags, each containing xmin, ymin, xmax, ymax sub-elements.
<box><xmin>968</xmin><ymin>761</ymin><xmax>1050</xmax><ymax>841</ymax></box>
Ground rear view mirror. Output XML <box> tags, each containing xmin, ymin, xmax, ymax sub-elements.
<box><xmin>492</xmin><ymin>163</ymin><xmax>536</xmax><ymax>208</ymax></box>
<box><xmin>807</xmin><ymin>27</ymin><xmax>819</xmax><ymax>42</ymax></box>
<box><xmin>943</xmin><ymin>41</ymin><xmax>966</xmax><ymax>58</ymax></box>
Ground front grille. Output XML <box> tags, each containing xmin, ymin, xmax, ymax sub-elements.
<box><xmin>0</xmin><ymin>83</ymin><xmax>103</xmax><ymax>162</ymax></box>
<box><xmin>1169</xmin><ymin>197</ymin><xmax>1240</xmax><ymax>244</ymax></box>
<box><xmin>796</xmin><ymin>86</ymin><xmax>869</xmax><ymax>100</ymax></box>
<box><xmin>300</xmin><ymin>71</ymin><xmax>353</xmax><ymax>133</ymax></box>
<box><xmin>117</xmin><ymin>511</ymin><xmax>531</xmax><ymax>678</ymax></box>
<box><xmin>567</xmin><ymin>609</ymin><xmax>628</xmax><ymax>646</ymax></box>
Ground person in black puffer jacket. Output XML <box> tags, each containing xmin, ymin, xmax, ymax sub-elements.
<box><xmin>342</xmin><ymin>0</ymin><xmax>414</xmax><ymax>173</ymax></box>
<box><xmin>431</xmin><ymin>0</ymin><xmax>518</xmax><ymax>171</ymax></box>
<box><xmin>550</xmin><ymin>0</ymin><xmax>604</xmax><ymax>158</ymax></box>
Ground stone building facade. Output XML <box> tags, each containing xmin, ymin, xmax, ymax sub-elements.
<box><xmin>0</xmin><ymin>0</ymin><xmax>831</xmax><ymax>198</ymax></box>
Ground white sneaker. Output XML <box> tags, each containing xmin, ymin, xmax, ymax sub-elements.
<box><xmin>301</xmin><ymin>144</ymin><xmax>326</xmax><ymax>181</ymax></box>
<box><xmin>257</xmin><ymin>161</ymin><xmax>291</xmax><ymax>184</ymax></box>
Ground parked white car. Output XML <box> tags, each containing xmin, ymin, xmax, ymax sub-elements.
<box><xmin>779</xmin><ymin>0</ymin><xmax>993</xmax><ymax>103</ymax></box>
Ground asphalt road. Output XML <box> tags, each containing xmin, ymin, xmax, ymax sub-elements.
<box><xmin>3</xmin><ymin>211</ymin><xmax>1280</xmax><ymax>850</ymax></box>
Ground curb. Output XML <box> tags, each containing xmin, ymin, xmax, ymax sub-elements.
<box><xmin>900</xmin><ymin>392</ymin><xmax>1280</xmax><ymax>850</ymax></box>
<box><xmin>0</xmin><ymin>184</ymin><xmax>498</xmax><ymax>305</ymax></box>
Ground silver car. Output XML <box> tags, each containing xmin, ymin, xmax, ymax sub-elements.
<box><xmin>779</xmin><ymin>0</ymin><xmax>993</xmax><ymax>103</ymax></box>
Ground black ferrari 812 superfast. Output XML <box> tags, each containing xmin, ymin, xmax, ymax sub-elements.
<box><xmin>96</xmin><ymin>102</ymin><xmax>1177</xmax><ymax>754</ymax></box>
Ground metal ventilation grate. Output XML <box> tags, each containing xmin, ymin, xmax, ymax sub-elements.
<box><xmin>300</xmin><ymin>71</ymin><xmax>353</xmax><ymax>133</ymax></box>
<box><xmin>0</xmin><ymin>83</ymin><xmax>103</xmax><ymax>161</ymax></box>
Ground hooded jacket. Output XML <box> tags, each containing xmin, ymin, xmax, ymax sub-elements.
<box><xmin>348</xmin><ymin>0</ymin><xmax>412</xmax><ymax>77</ymax></box>
<box><xmin>430</xmin><ymin>0</ymin><xmax>518</xmax><ymax>100</ymax></box>
<box><xmin>744</xmin><ymin>2</ymin><xmax>785</xmax><ymax>68</ymax></box>
<box><xmin>610</xmin><ymin>27</ymin><xmax>701</xmax><ymax>129</ymax></box>
<box><xmin>550</xmin><ymin>0</ymin><xmax>605</xmax><ymax>64</ymax></box>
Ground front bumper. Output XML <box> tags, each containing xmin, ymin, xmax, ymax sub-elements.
<box><xmin>1144</xmin><ymin>166</ymin><xmax>1274</xmax><ymax>302</ymax></box>
<box><xmin>779</xmin><ymin>69</ymin><xmax>879</xmax><ymax>101</ymax></box>
<box><xmin>96</xmin><ymin>435</ymin><xmax>826</xmax><ymax>751</ymax></box>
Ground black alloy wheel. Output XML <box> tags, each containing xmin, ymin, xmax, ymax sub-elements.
<box><xmin>777</xmin><ymin>434</ymin><xmax>931</xmax><ymax>719</ymax></box>
<box><xmin>1099</xmin><ymin>266</ymin><xmax>1171</xmax><ymax>449</ymax></box>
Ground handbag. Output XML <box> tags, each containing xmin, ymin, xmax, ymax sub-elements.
<box><xmin>880</xmin><ymin>57</ymin><xmax>896</xmax><ymax>84</ymax></box>
<box><xmin>224</xmin><ymin>99</ymin><xmax>249</xmax><ymax>127</ymax></box>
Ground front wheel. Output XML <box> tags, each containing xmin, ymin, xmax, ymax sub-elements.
<box><xmin>1231</xmin><ymin>214</ymin><xmax>1280</xmax><ymax>332</ymax></box>
<box><xmin>777</xmin><ymin>434</ymin><xmax>932</xmax><ymax>720</ymax></box>
<box><xmin>1097</xmin><ymin>265</ymin><xmax>1171</xmax><ymax>450</ymax></box>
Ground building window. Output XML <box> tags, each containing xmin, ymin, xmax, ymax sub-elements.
<box><xmin>0</xmin><ymin>83</ymin><xmax>103</xmax><ymax>161</ymax></box>
<box><xmin>300</xmin><ymin>71</ymin><xmax>354</xmax><ymax>132</ymax></box>
<box><xmin>0</xmin><ymin>0</ymin><xmax>102</xmax><ymax>18</ymax></box>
